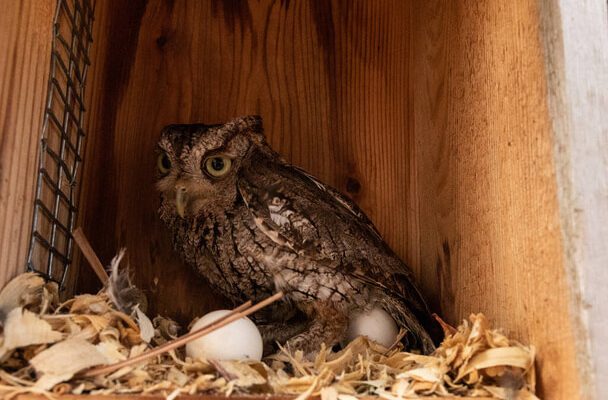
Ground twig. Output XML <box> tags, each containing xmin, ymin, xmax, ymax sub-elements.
<box><xmin>81</xmin><ymin>291</ymin><xmax>284</xmax><ymax>377</ymax></box>
<box><xmin>72</xmin><ymin>227</ymin><xmax>109</xmax><ymax>284</ymax></box>
<box><xmin>433</xmin><ymin>313</ymin><xmax>457</xmax><ymax>337</ymax></box>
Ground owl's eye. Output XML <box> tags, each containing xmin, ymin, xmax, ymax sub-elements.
<box><xmin>157</xmin><ymin>153</ymin><xmax>171</xmax><ymax>175</ymax></box>
<box><xmin>204</xmin><ymin>155</ymin><xmax>232</xmax><ymax>178</ymax></box>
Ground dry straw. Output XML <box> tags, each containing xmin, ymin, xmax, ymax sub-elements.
<box><xmin>0</xmin><ymin>232</ymin><xmax>538</xmax><ymax>399</ymax></box>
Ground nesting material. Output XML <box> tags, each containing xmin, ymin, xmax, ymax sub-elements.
<box><xmin>0</xmin><ymin>308</ymin><xmax>62</xmax><ymax>359</ymax></box>
<box><xmin>0</xmin><ymin>270</ymin><xmax>538</xmax><ymax>399</ymax></box>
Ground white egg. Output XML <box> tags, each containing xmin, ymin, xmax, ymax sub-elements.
<box><xmin>346</xmin><ymin>307</ymin><xmax>399</xmax><ymax>348</ymax></box>
<box><xmin>185</xmin><ymin>310</ymin><xmax>263</xmax><ymax>361</ymax></box>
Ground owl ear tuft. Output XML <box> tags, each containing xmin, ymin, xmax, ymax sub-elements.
<box><xmin>241</xmin><ymin>115</ymin><xmax>263</xmax><ymax>135</ymax></box>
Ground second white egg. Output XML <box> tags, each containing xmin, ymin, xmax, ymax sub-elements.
<box><xmin>346</xmin><ymin>307</ymin><xmax>399</xmax><ymax>348</ymax></box>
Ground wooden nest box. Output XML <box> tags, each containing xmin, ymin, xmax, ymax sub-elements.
<box><xmin>1</xmin><ymin>0</ymin><xmax>606</xmax><ymax>399</ymax></box>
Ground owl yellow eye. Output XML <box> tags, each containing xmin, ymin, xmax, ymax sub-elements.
<box><xmin>204</xmin><ymin>156</ymin><xmax>232</xmax><ymax>177</ymax></box>
<box><xmin>157</xmin><ymin>153</ymin><xmax>171</xmax><ymax>175</ymax></box>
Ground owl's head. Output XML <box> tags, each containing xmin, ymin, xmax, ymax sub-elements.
<box><xmin>156</xmin><ymin>115</ymin><xmax>271</xmax><ymax>219</ymax></box>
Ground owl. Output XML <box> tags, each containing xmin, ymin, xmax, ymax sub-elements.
<box><xmin>156</xmin><ymin>116</ymin><xmax>442</xmax><ymax>354</ymax></box>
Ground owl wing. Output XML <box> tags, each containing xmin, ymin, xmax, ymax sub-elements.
<box><xmin>237</xmin><ymin>158</ymin><xmax>383</xmax><ymax>258</ymax></box>
<box><xmin>238</xmin><ymin>156</ymin><xmax>442</xmax><ymax>347</ymax></box>
<box><xmin>237</xmin><ymin>156</ymin><xmax>422</xmax><ymax>299</ymax></box>
<box><xmin>286</xmin><ymin>165</ymin><xmax>384</xmax><ymax>241</ymax></box>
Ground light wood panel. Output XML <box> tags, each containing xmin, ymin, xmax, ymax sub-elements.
<box><xmin>412</xmin><ymin>1</ymin><xmax>580</xmax><ymax>398</ymax></box>
<box><xmin>0</xmin><ymin>1</ymin><xmax>54</xmax><ymax>286</ymax></box>
<box><xmin>75</xmin><ymin>0</ymin><xmax>418</xmax><ymax>324</ymax></box>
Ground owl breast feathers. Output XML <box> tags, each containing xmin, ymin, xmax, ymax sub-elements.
<box><xmin>156</xmin><ymin>115</ymin><xmax>442</xmax><ymax>354</ymax></box>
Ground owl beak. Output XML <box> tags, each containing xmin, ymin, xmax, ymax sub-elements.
<box><xmin>175</xmin><ymin>186</ymin><xmax>189</xmax><ymax>218</ymax></box>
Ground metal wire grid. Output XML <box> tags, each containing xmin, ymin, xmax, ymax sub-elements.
<box><xmin>26</xmin><ymin>0</ymin><xmax>95</xmax><ymax>288</ymax></box>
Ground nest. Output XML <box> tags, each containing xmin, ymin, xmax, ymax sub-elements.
<box><xmin>0</xmin><ymin>263</ymin><xmax>538</xmax><ymax>399</ymax></box>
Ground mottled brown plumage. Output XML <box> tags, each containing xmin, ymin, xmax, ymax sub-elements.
<box><xmin>156</xmin><ymin>116</ymin><xmax>441</xmax><ymax>354</ymax></box>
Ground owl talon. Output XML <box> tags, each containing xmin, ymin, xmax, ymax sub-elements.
<box><xmin>283</xmin><ymin>309</ymin><xmax>348</xmax><ymax>357</ymax></box>
<box><xmin>258</xmin><ymin>320</ymin><xmax>308</xmax><ymax>355</ymax></box>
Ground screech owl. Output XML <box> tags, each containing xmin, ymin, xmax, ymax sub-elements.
<box><xmin>156</xmin><ymin>116</ymin><xmax>442</xmax><ymax>354</ymax></box>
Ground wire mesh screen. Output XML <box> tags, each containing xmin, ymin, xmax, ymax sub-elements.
<box><xmin>26</xmin><ymin>0</ymin><xmax>95</xmax><ymax>288</ymax></box>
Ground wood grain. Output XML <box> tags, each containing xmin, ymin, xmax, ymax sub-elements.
<box><xmin>412</xmin><ymin>1</ymin><xmax>580</xmax><ymax>398</ymax></box>
<box><xmin>0</xmin><ymin>1</ymin><xmax>54</xmax><ymax>287</ymax></box>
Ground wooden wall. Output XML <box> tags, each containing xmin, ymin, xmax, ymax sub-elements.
<box><xmin>0</xmin><ymin>1</ymin><xmax>54</xmax><ymax>287</ymax></box>
<box><xmin>74</xmin><ymin>1</ymin><xmax>582</xmax><ymax>398</ymax></box>
<box><xmin>412</xmin><ymin>2</ymin><xmax>581</xmax><ymax>398</ymax></box>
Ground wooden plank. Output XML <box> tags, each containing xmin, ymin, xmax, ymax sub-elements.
<box><xmin>0</xmin><ymin>1</ymin><xmax>54</xmax><ymax>287</ymax></box>
<box><xmin>74</xmin><ymin>0</ymin><xmax>418</xmax><ymax>325</ymax></box>
<box><xmin>411</xmin><ymin>1</ymin><xmax>580</xmax><ymax>399</ymax></box>
<box><xmin>538</xmin><ymin>0</ymin><xmax>608</xmax><ymax>398</ymax></box>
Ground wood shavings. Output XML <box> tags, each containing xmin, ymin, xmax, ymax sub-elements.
<box><xmin>0</xmin><ymin>273</ymin><xmax>43</xmax><ymax>317</ymax></box>
<box><xmin>30</xmin><ymin>338</ymin><xmax>109</xmax><ymax>390</ymax></box>
<box><xmin>0</xmin><ymin>272</ymin><xmax>539</xmax><ymax>399</ymax></box>
<box><xmin>95</xmin><ymin>340</ymin><xmax>128</xmax><ymax>363</ymax></box>
<box><xmin>0</xmin><ymin>273</ymin><xmax>56</xmax><ymax>321</ymax></box>
<box><xmin>152</xmin><ymin>315</ymin><xmax>180</xmax><ymax>345</ymax></box>
<box><xmin>68</xmin><ymin>294</ymin><xmax>111</xmax><ymax>315</ymax></box>
<box><xmin>0</xmin><ymin>308</ymin><xmax>62</xmax><ymax>360</ymax></box>
<box><xmin>210</xmin><ymin>360</ymin><xmax>267</xmax><ymax>388</ymax></box>
<box><xmin>134</xmin><ymin>305</ymin><xmax>154</xmax><ymax>343</ymax></box>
